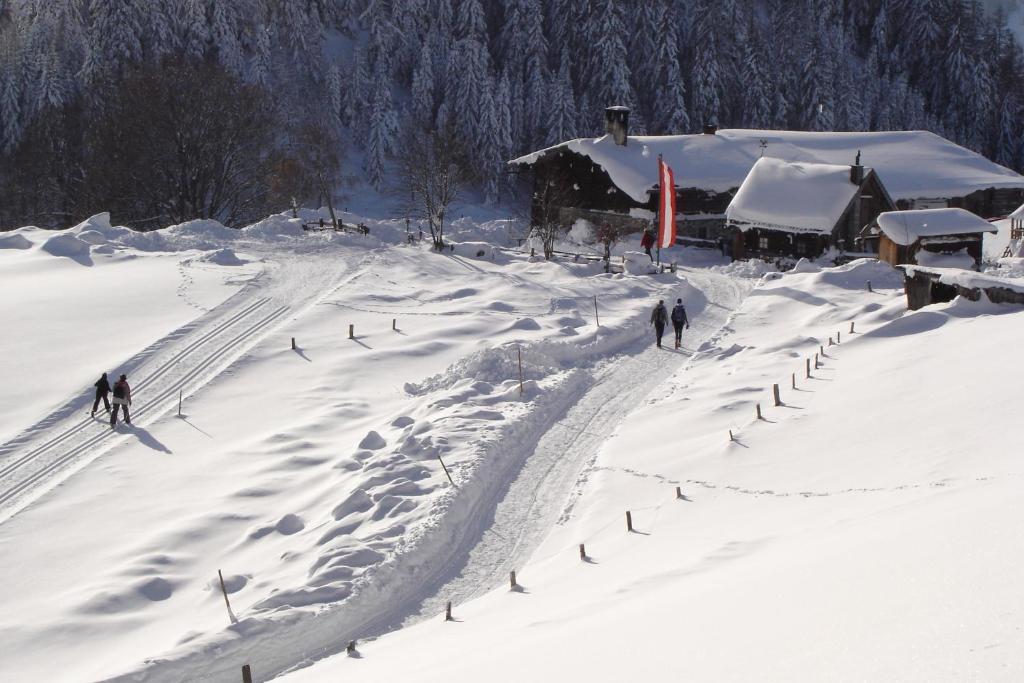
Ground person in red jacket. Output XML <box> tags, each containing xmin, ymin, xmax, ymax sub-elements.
<box><xmin>640</xmin><ymin>228</ymin><xmax>655</xmax><ymax>260</ymax></box>
<box><xmin>110</xmin><ymin>374</ymin><xmax>132</xmax><ymax>428</ymax></box>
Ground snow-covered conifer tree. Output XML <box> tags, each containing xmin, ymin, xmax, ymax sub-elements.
<box><xmin>410</xmin><ymin>42</ymin><xmax>436</xmax><ymax>126</ymax></box>
<box><xmin>546</xmin><ymin>49</ymin><xmax>577</xmax><ymax>144</ymax></box>
<box><xmin>365</xmin><ymin>57</ymin><xmax>398</xmax><ymax>191</ymax></box>
<box><xmin>180</xmin><ymin>0</ymin><xmax>209</xmax><ymax>60</ymax></box>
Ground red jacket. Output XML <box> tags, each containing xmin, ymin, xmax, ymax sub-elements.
<box><xmin>640</xmin><ymin>231</ymin><xmax>655</xmax><ymax>249</ymax></box>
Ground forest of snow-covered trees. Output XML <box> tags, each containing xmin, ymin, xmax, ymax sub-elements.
<box><xmin>1</xmin><ymin>0</ymin><xmax>1022</xmax><ymax>229</ymax></box>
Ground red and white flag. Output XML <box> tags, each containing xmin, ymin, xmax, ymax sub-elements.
<box><xmin>657</xmin><ymin>156</ymin><xmax>677</xmax><ymax>249</ymax></box>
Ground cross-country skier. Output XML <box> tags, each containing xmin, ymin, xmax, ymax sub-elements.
<box><xmin>91</xmin><ymin>372</ymin><xmax>111</xmax><ymax>416</ymax></box>
<box><xmin>671</xmin><ymin>298</ymin><xmax>690</xmax><ymax>349</ymax></box>
<box><xmin>110</xmin><ymin>374</ymin><xmax>132</xmax><ymax>428</ymax></box>
<box><xmin>650</xmin><ymin>299</ymin><xmax>668</xmax><ymax>348</ymax></box>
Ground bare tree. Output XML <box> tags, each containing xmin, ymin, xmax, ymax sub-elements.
<box><xmin>284</xmin><ymin>118</ymin><xmax>344</xmax><ymax>227</ymax></box>
<box><xmin>80</xmin><ymin>57</ymin><xmax>279</xmax><ymax>227</ymax></box>
<box><xmin>396</xmin><ymin>125</ymin><xmax>474</xmax><ymax>251</ymax></box>
<box><xmin>585</xmin><ymin>220</ymin><xmax>632</xmax><ymax>267</ymax></box>
<box><xmin>529</xmin><ymin>173</ymin><xmax>573</xmax><ymax>259</ymax></box>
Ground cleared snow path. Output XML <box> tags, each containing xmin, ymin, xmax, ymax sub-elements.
<box><xmin>402</xmin><ymin>268</ymin><xmax>749</xmax><ymax>622</ymax></box>
<box><xmin>0</xmin><ymin>250</ymin><xmax>364</xmax><ymax>523</ymax></box>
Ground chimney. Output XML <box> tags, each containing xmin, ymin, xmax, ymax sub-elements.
<box><xmin>850</xmin><ymin>149</ymin><xmax>864</xmax><ymax>184</ymax></box>
<box><xmin>702</xmin><ymin>122</ymin><xmax>718</xmax><ymax>135</ymax></box>
<box><xmin>605</xmin><ymin>106</ymin><xmax>629</xmax><ymax>146</ymax></box>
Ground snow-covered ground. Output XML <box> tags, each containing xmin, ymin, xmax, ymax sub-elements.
<box><xmin>3</xmin><ymin>211</ymin><xmax>1024</xmax><ymax>682</ymax></box>
<box><xmin>0</xmin><ymin>211</ymin><xmax>714</xmax><ymax>681</ymax></box>
<box><xmin>280</xmin><ymin>259</ymin><xmax>1024</xmax><ymax>683</ymax></box>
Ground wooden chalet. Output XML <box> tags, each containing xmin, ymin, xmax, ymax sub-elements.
<box><xmin>871</xmin><ymin>208</ymin><xmax>997</xmax><ymax>270</ymax></box>
<box><xmin>508</xmin><ymin>108</ymin><xmax>1024</xmax><ymax>255</ymax></box>
<box><xmin>725</xmin><ymin>157</ymin><xmax>895</xmax><ymax>261</ymax></box>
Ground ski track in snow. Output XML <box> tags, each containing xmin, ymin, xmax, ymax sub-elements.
<box><xmin>99</xmin><ymin>268</ymin><xmax>747</xmax><ymax>683</ymax></box>
<box><xmin>0</xmin><ymin>248</ymin><xmax>370</xmax><ymax>524</ymax></box>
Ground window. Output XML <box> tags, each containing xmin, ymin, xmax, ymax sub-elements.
<box><xmin>796</xmin><ymin>241</ymin><xmax>807</xmax><ymax>254</ymax></box>
<box><xmin>758</xmin><ymin>237</ymin><xmax>769</xmax><ymax>250</ymax></box>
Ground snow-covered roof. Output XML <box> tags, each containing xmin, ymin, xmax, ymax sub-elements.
<box><xmin>876</xmin><ymin>208</ymin><xmax>997</xmax><ymax>246</ymax></box>
<box><xmin>509</xmin><ymin>130</ymin><xmax>1024</xmax><ymax>204</ymax></box>
<box><xmin>725</xmin><ymin>157</ymin><xmax>861</xmax><ymax>234</ymax></box>
<box><xmin>1010</xmin><ymin>203</ymin><xmax>1024</xmax><ymax>220</ymax></box>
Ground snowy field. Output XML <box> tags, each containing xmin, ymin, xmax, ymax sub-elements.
<box><xmin>3</xmin><ymin>212</ymin><xmax>1024</xmax><ymax>682</ymax></box>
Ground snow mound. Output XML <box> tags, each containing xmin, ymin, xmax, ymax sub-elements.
<box><xmin>711</xmin><ymin>259</ymin><xmax>778</xmax><ymax>279</ymax></box>
<box><xmin>789</xmin><ymin>258</ymin><xmax>821</xmax><ymax>274</ymax></box>
<box><xmin>451</xmin><ymin>242</ymin><xmax>495</xmax><ymax>260</ymax></box>
<box><xmin>243</xmin><ymin>214</ymin><xmax>304</xmax><ymax>239</ymax></box>
<box><xmin>0</xmin><ymin>234</ymin><xmax>32</xmax><ymax>250</ymax></box>
<box><xmin>915</xmin><ymin>249</ymin><xmax>974</xmax><ymax>270</ymax></box>
<box><xmin>40</xmin><ymin>233</ymin><xmax>93</xmax><ymax>266</ymax></box>
<box><xmin>622</xmin><ymin>251</ymin><xmax>657</xmax><ymax>275</ymax></box>
<box><xmin>196</xmin><ymin>248</ymin><xmax>247</xmax><ymax>266</ymax></box>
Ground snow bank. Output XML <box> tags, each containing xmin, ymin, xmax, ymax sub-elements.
<box><xmin>243</xmin><ymin>213</ymin><xmax>305</xmax><ymax>239</ymax></box>
<box><xmin>915</xmin><ymin>248</ymin><xmax>974</xmax><ymax>269</ymax></box>
<box><xmin>40</xmin><ymin>232</ymin><xmax>93</xmax><ymax>265</ymax></box>
<box><xmin>0</xmin><ymin>234</ymin><xmax>32</xmax><ymax>250</ymax></box>
<box><xmin>711</xmin><ymin>258</ymin><xmax>779</xmax><ymax>279</ymax></box>
<box><xmin>195</xmin><ymin>248</ymin><xmax>248</xmax><ymax>266</ymax></box>
<box><xmin>622</xmin><ymin>251</ymin><xmax>657</xmax><ymax>275</ymax></box>
<box><xmin>451</xmin><ymin>242</ymin><xmax>496</xmax><ymax>261</ymax></box>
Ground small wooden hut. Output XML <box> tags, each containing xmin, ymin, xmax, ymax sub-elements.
<box><xmin>875</xmin><ymin>208</ymin><xmax>996</xmax><ymax>270</ymax></box>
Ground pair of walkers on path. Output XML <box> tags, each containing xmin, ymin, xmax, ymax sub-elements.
<box><xmin>92</xmin><ymin>372</ymin><xmax>132</xmax><ymax>428</ymax></box>
<box><xmin>650</xmin><ymin>298</ymin><xmax>689</xmax><ymax>349</ymax></box>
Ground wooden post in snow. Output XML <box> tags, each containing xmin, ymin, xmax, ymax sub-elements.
<box><xmin>437</xmin><ymin>454</ymin><xmax>455</xmax><ymax>487</ymax></box>
<box><xmin>791</xmin><ymin>373</ymin><xmax>796</xmax><ymax>390</ymax></box>
<box><xmin>445</xmin><ymin>601</ymin><xmax>453</xmax><ymax>621</ymax></box>
<box><xmin>510</xmin><ymin>571</ymin><xmax>518</xmax><ymax>589</ymax></box>
<box><xmin>820</xmin><ymin>344</ymin><xmax>825</xmax><ymax>356</ymax></box>
<box><xmin>392</xmin><ymin>318</ymin><xmax>397</xmax><ymax>331</ymax></box>
<box><xmin>242</xmin><ymin>664</ymin><xmax>253</xmax><ymax>683</ymax></box>
<box><xmin>593</xmin><ymin>295</ymin><xmax>600</xmax><ymax>327</ymax></box>
<box><xmin>675</xmin><ymin>486</ymin><xmax>683</xmax><ymax>499</ymax></box>
<box><xmin>517</xmin><ymin>346</ymin><xmax>524</xmax><ymax>396</ymax></box>
<box><xmin>729</xmin><ymin>429</ymin><xmax>734</xmax><ymax>441</ymax></box>
<box><xmin>218</xmin><ymin>570</ymin><xmax>234</xmax><ymax>622</ymax></box>
<box><xmin>867</xmin><ymin>280</ymin><xmax>873</xmax><ymax>293</ymax></box>
<box><xmin>579</xmin><ymin>543</ymin><xmax>586</xmax><ymax>561</ymax></box>
<box><xmin>348</xmin><ymin>324</ymin><xmax>354</xmax><ymax>340</ymax></box>
<box><xmin>347</xmin><ymin>640</ymin><xmax>357</xmax><ymax>655</ymax></box>
<box><xmin>756</xmin><ymin>403</ymin><xmax>763</xmax><ymax>420</ymax></box>
<box><xmin>850</xmin><ymin>321</ymin><xmax>855</xmax><ymax>334</ymax></box>
<box><xmin>772</xmin><ymin>384</ymin><xmax>781</xmax><ymax>407</ymax></box>
<box><xmin>625</xmin><ymin>510</ymin><xmax>633</xmax><ymax>532</ymax></box>
<box><xmin>837</xmin><ymin>330</ymin><xmax>841</xmax><ymax>344</ymax></box>
<box><xmin>806</xmin><ymin>358</ymin><xmax>811</xmax><ymax>378</ymax></box>
<box><xmin>814</xmin><ymin>353</ymin><xmax>820</xmax><ymax>369</ymax></box>
<box><xmin>178</xmin><ymin>390</ymin><xmax>182</xmax><ymax>417</ymax></box>
<box><xmin>291</xmin><ymin>337</ymin><xmax>296</xmax><ymax>350</ymax></box>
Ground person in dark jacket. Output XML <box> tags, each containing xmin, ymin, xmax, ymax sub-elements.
<box><xmin>91</xmin><ymin>372</ymin><xmax>111</xmax><ymax>416</ymax></box>
<box><xmin>110</xmin><ymin>374</ymin><xmax>132</xmax><ymax>428</ymax></box>
<box><xmin>671</xmin><ymin>298</ymin><xmax>690</xmax><ymax>349</ymax></box>
<box><xmin>640</xmin><ymin>229</ymin><xmax>655</xmax><ymax>260</ymax></box>
<box><xmin>650</xmin><ymin>299</ymin><xmax>668</xmax><ymax>348</ymax></box>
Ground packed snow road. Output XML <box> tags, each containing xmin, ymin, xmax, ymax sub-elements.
<box><xmin>0</xmin><ymin>247</ymin><xmax>366</xmax><ymax>523</ymax></box>
<box><xmin>403</xmin><ymin>268</ymin><xmax>749</xmax><ymax>622</ymax></box>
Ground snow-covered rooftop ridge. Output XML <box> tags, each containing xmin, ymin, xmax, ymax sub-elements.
<box><xmin>509</xmin><ymin>129</ymin><xmax>1024</xmax><ymax>204</ymax></box>
<box><xmin>1010</xmin><ymin>203</ymin><xmax>1024</xmax><ymax>220</ymax></box>
<box><xmin>877</xmin><ymin>208</ymin><xmax>997</xmax><ymax>246</ymax></box>
<box><xmin>725</xmin><ymin>157</ymin><xmax>861</xmax><ymax>234</ymax></box>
